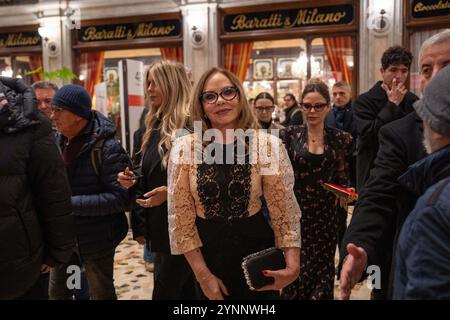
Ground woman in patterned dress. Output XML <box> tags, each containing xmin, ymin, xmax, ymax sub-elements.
<box><xmin>280</xmin><ymin>81</ymin><xmax>353</xmax><ymax>300</ymax></box>
<box><xmin>167</xmin><ymin>67</ymin><xmax>301</xmax><ymax>300</ymax></box>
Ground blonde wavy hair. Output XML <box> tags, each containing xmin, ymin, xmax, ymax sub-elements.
<box><xmin>191</xmin><ymin>67</ymin><xmax>259</xmax><ymax>133</ymax></box>
<box><xmin>140</xmin><ymin>60</ymin><xmax>191</xmax><ymax>168</ymax></box>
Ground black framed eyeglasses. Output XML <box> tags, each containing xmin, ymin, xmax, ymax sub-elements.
<box><xmin>51</xmin><ymin>106</ymin><xmax>64</xmax><ymax>113</ymax></box>
<box><xmin>255</xmin><ymin>106</ymin><xmax>274</xmax><ymax>113</ymax></box>
<box><xmin>200</xmin><ymin>86</ymin><xmax>239</xmax><ymax>104</ymax></box>
<box><xmin>301</xmin><ymin>103</ymin><xmax>328</xmax><ymax>112</ymax></box>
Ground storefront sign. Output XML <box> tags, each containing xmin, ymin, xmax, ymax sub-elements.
<box><xmin>412</xmin><ymin>0</ymin><xmax>450</xmax><ymax>18</ymax></box>
<box><xmin>78</xmin><ymin>19</ymin><xmax>181</xmax><ymax>42</ymax></box>
<box><xmin>0</xmin><ymin>31</ymin><xmax>41</xmax><ymax>48</ymax></box>
<box><xmin>224</xmin><ymin>5</ymin><xmax>353</xmax><ymax>33</ymax></box>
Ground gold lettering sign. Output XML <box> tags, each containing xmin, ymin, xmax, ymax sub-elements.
<box><xmin>226</xmin><ymin>6</ymin><xmax>351</xmax><ymax>32</ymax></box>
<box><xmin>414</xmin><ymin>0</ymin><xmax>450</xmax><ymax>12</ymax></box>
<box><xmin>80</xmin><ymin>21</ymin><xmax>179</xmax><ymax>42</ymax></box>
<box><xmin>1</xmin><ymin>33</ymin><xmax>39</xmax><ymax>47</ymax></box>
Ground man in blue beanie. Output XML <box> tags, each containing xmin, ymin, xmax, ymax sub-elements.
<box><xmin>49</xmin><ymin>84</ymin><xmax>131</xmax><ymax>300</ymax></box>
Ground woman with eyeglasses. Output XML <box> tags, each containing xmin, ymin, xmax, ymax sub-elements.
<box><xmin>117</xmin><ymin>60</ymin><xmax>196</xmax><ymax>300</ymax></box>
<box><xmin>167</xmin><ymin>67</ymin><xmax>301</xmax><ymax>300</ymax></box>
<box><xmin>280</xmin><ymin>81</ymin><xmax>353</xmax><ymax>300</ymax></box>
<box><xmin>254</xmin><ymin>92</ymin><xmax>284</xmax><ymax>133</ymax></box>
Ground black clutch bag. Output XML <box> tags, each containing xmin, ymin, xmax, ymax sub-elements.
<box><xmin>241</xmin><ymin>247</ymin><xmax>286</xmax><ymax>291</ymax></box>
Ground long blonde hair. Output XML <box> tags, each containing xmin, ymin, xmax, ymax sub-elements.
<box><xmin>140</xmin><ymin>60</ymin><xmax>191</xmax><ymax>167</ymax></box>
<box><xmin>191</xmin><ymin>67</ymin><xmax>259</xmax><ymax>133</ymax></box>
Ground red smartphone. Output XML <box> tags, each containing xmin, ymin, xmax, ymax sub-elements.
<box><xmin>322</xmin><ymin>183</ymin><xmax>358</xmax><ymax>200</ymax></box>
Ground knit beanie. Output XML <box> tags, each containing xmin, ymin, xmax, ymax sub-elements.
<box><xmin>51</xmin><ymin>84</ymin><xmax>92</xmax><ymax>119</ymax></box>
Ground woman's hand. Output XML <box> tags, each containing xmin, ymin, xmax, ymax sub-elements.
<box><xmin>258</xmin><ymin>247</ymin><xmax>300</xmax><ymax>291</ymax></box>
<box><xmin>117</xmin><ymin>166</ymin><xmax>137</xmax><ymax>189</ymax></box>
<box><xmin>257</xmin><ymin>265</ymin><xmax>300</xmax><ymax>292</ymax></box>
<box><xmin>136</xmin><ymin>186</ymin><xmax>168</xmax><ymax>208</ymax></box>
<box><xmin>196</xmin><ymin>269</ymin><xmax>229</xmax><ymax>300</ymax></box>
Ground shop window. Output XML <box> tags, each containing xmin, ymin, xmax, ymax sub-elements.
<box><xmin>409</xmin><ymin>29</ymin><xmax>446</xmax><ymax>96</ymax></box>
<box><xmin>312</xmin><ymin>36</ymin><xmax>354</xmax><ymax>90</ymax></box>
<box><xmin>0</xmin><ymin>54</ymin><xmax>42</xmax><ymax>85</ymax></box>
<box><xmin>226</xmin><ymin>37</ymin><xmax>355</xmax><ymax>108</ymax></box>
<box><xmin>78</xmin><ymin>46</ymin><xmax>182</xmax><ymax>140</ymax></box>
<box><xmin>235</xmin><ymin>39</ymin><xmax>307</xmax><ymax>107</ymax></box>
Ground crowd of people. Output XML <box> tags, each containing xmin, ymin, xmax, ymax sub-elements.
<box><xmin>0</xmin><ymin>29</ymin><xmax>449</xmax><ymax>300</ymax></box>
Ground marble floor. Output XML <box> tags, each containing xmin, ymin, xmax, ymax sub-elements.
<box><xmin>113</xmin><ymin>234</ymin><xmax>153</xmax><ymax>300</ymax></box>
<box><xmin>113</xmin><ymin>230</ymin><xmax>371</xmax><ymax>300</ymax></box>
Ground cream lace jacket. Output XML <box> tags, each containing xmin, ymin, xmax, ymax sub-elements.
<box><xmin>167</xmin><ymin>131</ymin><xmax>301</xmax><ymax>255</ymax></box>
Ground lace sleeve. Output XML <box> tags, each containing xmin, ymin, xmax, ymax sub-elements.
<box><xmin>261</xmin><ymin>134</ymin><xmax>301</xmax><ymax>248</ymax></box>
<box><xmin>167</xmin><ymin>136</ymin><xmax>202</xmax><ymax>255</ymax></box>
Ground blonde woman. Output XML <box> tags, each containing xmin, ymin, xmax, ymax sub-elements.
<box><xmin>167</xmin><ymin>67</ymin><xmax>301</xmax><ymax>300</ymax></box>
<box><xmin>117</xmin><ymin>60</ymin><xmax>195</xmax><ymax>299</ymax></box>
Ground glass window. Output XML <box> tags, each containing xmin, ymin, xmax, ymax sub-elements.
<box><xmin>233</xmin><ymin>39</ymin><xmax>307</xmax><ymax>108</ymax></box>
<box><xmin>0</xmin><ymin>54</ymin><xmax>43</xmax><ymax>85</ymax></box>
<box><xmin>224</xmin><ymin>36</ymin><xmax>355</xmax><ymax>108</ymax></box>
<box><xmin>311</xmin><ymin>36</ymin><xmax>355</xmax><ymax>91</ymax></box>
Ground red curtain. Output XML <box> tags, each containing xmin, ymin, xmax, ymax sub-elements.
<box><xmin>323</xmin><ymin>36</ymin><xmax>353</xmax><ymax>83</ymax></box>
<box><xmin>80</xmin><ymin>52</ymin><xmax>105</xmax><ymax>98</ymax></box>
<box><xmin>224</xmin><ymin>42</ymin><xmax>253</xmax><ymax>82</ymax></box>
<box><xmin>28</xmin><ymin>55</ymin><xmax>43</xmax><ymax>83</ymax></box>
<box><xmin>160</xmin><ymin>47</ymin><xmax>183</xmax><ymax>63</ymax></box>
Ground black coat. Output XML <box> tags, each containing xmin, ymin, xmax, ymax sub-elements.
<box><xmin>0</xmin><ymin>79</ymin><xmax>75</xmax><ymax>299</ymax></box>
<box><xmin>282</xmin><ymin>105</ymin><xmax>303</xmax><ymax>127</ymax></box>
<box><xmin>340</xmin><ymin>112</ymin><xmax>427</xmax><ymax>299</ymax></box>
<box><xmin>131</xmin><ymin>126</ymin><xmax>171</xmax><ymax>253</ymax></box>
<box><xmin>325</xmin><ymin>101</ymin><xmax>357</xmax><ymax>140</ymax></box>
<box><xmin>353</xmin><ymin>81</ymin><xmax>418</xmax><ymax>191</ymax></box>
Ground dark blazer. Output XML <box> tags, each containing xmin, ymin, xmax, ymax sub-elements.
<box><xmin>340</xmin><ymin>112</ymin><xmax>427</xmax><ymax>299</ymax></box>
<box><xmin>353</xmin><ymin>81</ymin><xmax>418</xmax><ymax>191</ymax></box>
<box><xmin>282</xmin><ymin>105</ymin><xmax>303</xmax><ymax>127</ymax></box>
<box><xmin>325</xmin><ymin>101</ymin><xmax>357</xmax><ymax>140</ymax></box>
<box><xmin>131</xmin><ymin>124</ymin><xmax>171</xmax><ymax>253</ymax></box>
<box><xmin>0</xmin><ymin>79</ymin><xmax>75</xmax><ymax>299</ymax></box>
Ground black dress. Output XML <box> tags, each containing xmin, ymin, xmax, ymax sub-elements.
<box><xmin>280</xmin><ymin>125</ymin><xmax>353</xmax><ymax>300</ymax></box>
<box><xmin>168</xmin><ymin>133</ymin><xmax>301</xmax><ymax>300</ymax></box>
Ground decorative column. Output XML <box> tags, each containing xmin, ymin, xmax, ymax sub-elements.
<box><xmin>359</xmin><ymin>0</ymin><xmax>404</xmax><ymax>94</ymax></box>
<box><xmin>181</xmin><ymin>1</ymin><xmax>220</xmax><ymax>84</ymax></box>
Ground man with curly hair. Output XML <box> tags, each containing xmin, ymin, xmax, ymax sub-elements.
<box><xmin>354</xmin><ymin>46</ymin><xmax>419</xmax><ymax>191</ymax></box>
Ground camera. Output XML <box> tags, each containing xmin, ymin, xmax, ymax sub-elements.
<box><xmin>191</xmin><ymin>26</ymin><xmax>206</xmax><ymax>48</ymax></box>
<box><xmin>47</xmin><ymin>40</ymin><xmax>59</xmax><ymax>57</ymax></box>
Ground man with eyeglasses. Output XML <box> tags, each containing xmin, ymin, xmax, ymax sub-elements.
<box><xmin>48</xmin><ymin>84</ymin><xmax>130</xmax><ymax>300</ymax></box>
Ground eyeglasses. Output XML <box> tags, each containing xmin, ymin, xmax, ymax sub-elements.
<box><xmin>200</xmin><ymin>86</ymin><xmax>238</xmax><ymax>104</ymax></box>
<box><xmin>255</xmin><ymin>106</ymin><xmax>274</xmax><ymax>113</ymax></box>
<box><xmin>301</xmin><ymin>103</ymin><xmax>328</xmax><ymax>112</ymax></box>
<box><xmin>51</xmin><ymin>106</ymin><xmax>64</xmax><ymax>113</ymax></box>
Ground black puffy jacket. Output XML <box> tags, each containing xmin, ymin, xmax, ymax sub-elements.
<box><xmin>0</xmin><ymin>77</ymin><xmax>75</xmax><ymax>299</ymax></box>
